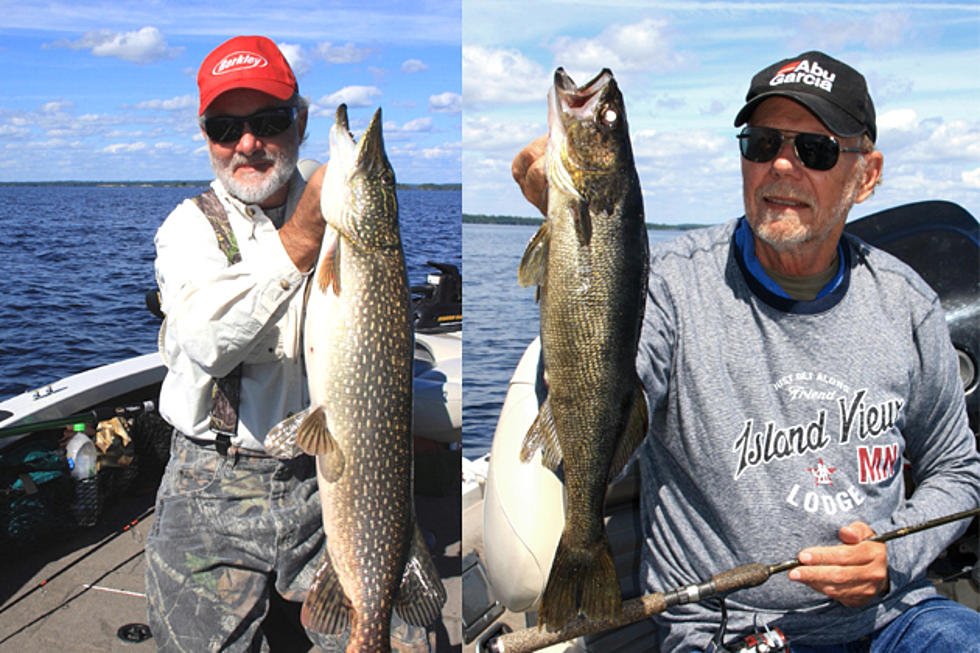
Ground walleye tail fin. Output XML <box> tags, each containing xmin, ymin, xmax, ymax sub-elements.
<box><xmin>520</xmin><ymin>396</ymin><xmax>562</xmax><ymax>471</ymax></box>
<box><xmin>518</xmin><ymin>220</ymin><xmax>550</xmax><ymax>290</ymax></box>
<box><xmin>608</xmin><ymin>383</ymin><xmax>649</xmax><ymax>481</ymax></box>
<box><xmin>264</xmin><ymin>406</ymin><xmax>314</xmax><ymax>458</ymax></box>
<box><xmin>298</xmin><ymin>407</ymin><xmax>345</xmax><ymax>482</ymax></box>
<box><xmin>301</xmin><ymin>549</ymin><xmax>351</xmax><ymax>634</ymax></box>
<box><xmin>538</xmin><ymin>534</ymin><xmax>621</xmax><ymax>632</ymax></box>
<box><xmin>394</xmin><ymin>523</ymin><xmax>448</xmax><ymax>627</ymax></box>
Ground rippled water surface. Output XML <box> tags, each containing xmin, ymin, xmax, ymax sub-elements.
<box><xmin>0</xmin><ymin>185</ymin><xmax>460</xmax><ymax>400</ymax></box>
<box><xmin>462</xmin><ymin>223</ymin><xmax>682</xmax><ymax>458</ymax></box>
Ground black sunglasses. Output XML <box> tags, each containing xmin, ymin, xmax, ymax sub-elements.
<box><xmin>737</xmin><ymin>126</ymin><xmax>864</xmax><ymax>171</ymax></box>
<box><xmin>202</xmin><ymin>106</ymin><xmax>298</xmax><ymax>144</ymax></box>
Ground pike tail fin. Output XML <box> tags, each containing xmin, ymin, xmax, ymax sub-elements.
<box><xmin>300</xmin><ymin>549</ymin><xmax>351</xmax><ymax>635</ymax></box>
<box><xmin>393</xmin><ymin>524</ymin><xmax>448</xmax><ymax>627</ymax></box>
<box><xmin>537</xmin><ymin>533</ymin><xmax>621</xmax><ymax>632</ymax></box>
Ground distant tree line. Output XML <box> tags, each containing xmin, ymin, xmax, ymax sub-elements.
<box><xmin>0</xmin><ymin>181</ymin><xmax>461</xmax><ymax>190</ymax></box>
<box><xmin>463</xmin><ymin>214</ymin><xmax>706</xmax><ymax>230</ymax></box>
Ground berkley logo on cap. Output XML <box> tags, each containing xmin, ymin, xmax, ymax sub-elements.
<box><xmin>769</xmin><ymin>59</ymin><xmax>837</xmax><ymax>93</ymax></box>
<box><xmin>212</xmin><ymin>51</ymin><xmax>268</xmax><ymax>76</ymax></box>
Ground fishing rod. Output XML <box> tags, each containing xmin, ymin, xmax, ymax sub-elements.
<box><xmin>488</xmin><ymin>506</ymin><xmax>980</xmax><ymax>653</ymax></box>
<box><xmin>0</xmin><ymin>401</ymin><xmax>156</xmax><ymax>440</ymax></box>
<box><xmin>0</xmin><ymin>506</ymin><xmax>155</xmax><ymax>619</ymax></box>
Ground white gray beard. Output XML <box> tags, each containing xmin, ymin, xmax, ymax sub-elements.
<box><xmin>210</xmin><ymin>147</ymin><xmax>297</xmax><ymax>205</ymax></box>
<box><xmin>751</xmin><ymin>174</ymin><xmax>862</xmax><ymax>252</ymax></box>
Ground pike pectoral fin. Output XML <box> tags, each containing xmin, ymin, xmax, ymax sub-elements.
<box><xmin>517</xmin><ymin>220</ymin><xmax>550</xmax><ymax>290</ymax></box>
<box><xmin>520</xmin><ymin>397</ymin><xmax>562</xmax><ymax>471</ymax></box>
<box><xmin>394</xmin><ymin>523</ymin><xmax>448</xmax><ymax>627</ymax></box>
<box><xmin>608</xmin><ymin>383</ymin><xmax>649</xmax><ymax>481</ymax></box>
<box><xmin>297</xmin><ymin>407</ymin><xmax>345</xmax><ymax>481</ymax></box>
<box><xmin>318</xmin><ymin>231</ymin><xmax>341</xmax><ymax>295</ymax></box>
<box><xmin>264</xmin><ymin>407</ymin><xmax>312</xmax><ymax>458</ymax></box>
<box><xmin>300</xmin><ymin>549</ymin><xmax>351</xmax><ymax>634</ymax></box>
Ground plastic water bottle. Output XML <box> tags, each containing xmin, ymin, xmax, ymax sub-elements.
<box><xmin>66</xmin><ymin>425</ymin><xmax>97</xmax><ymax>480</ymax></box>
<box><xmin>66</xmin><ymin>424</ymin><xmax>99</xmax><ymax>526</ymax></box>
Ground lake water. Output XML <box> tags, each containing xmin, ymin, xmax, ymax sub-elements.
<box><xmin>461</xmin><ymin>223</ymin><xmax>685</xmax><ymax>458</ymax></box>
<box><xmin>0</xmin><ymin>185</ymin><xmax>460</xmax><ymax>400</ymax></box>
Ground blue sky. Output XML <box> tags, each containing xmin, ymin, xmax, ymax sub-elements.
<box><xmin>0</xmin><ymin>1</ymin><xmax>461</xmax><ymax>184</ymax></box>
<box><xmin>463</xmin><ymin>1</ymin><xmax>980</xmax><ymax>224</ymax></box>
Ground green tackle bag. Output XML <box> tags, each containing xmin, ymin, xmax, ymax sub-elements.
<box><xmin>0</xmin><ymin>440</ymin><xmax>74</xmax><ymax>550</ymax></box>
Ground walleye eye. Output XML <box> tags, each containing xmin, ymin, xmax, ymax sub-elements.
<box><xmin>601</xmin><ymin>105</ymin><xmax>618</xmax><ymax>127</ymax></box>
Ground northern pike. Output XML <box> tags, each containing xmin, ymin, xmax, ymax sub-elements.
<box><xmin>266</xmin><ymin>105</ymin><xmax>445</xmax><ymax>651</ymax></box>
<box><xmin>518</xmin><ymin>68</ymin><xmax>649</xmax><ymax>631</ymax></box>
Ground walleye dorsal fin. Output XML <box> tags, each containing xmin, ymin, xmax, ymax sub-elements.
<box><xmin>297</xmin><ymin>407</ymin><xmax>345</xmax><ymax>482</ymax></box>
<box><xmin>300</xmin><ymin>548</ymin><xmax>352</xmax><ymax>634</ymax></box>
<box><xmin>393</xmin><ymin>523</ymin><xmax>448</xmax><ymax>627</ymax></box>
<box><xmin>520</xmin><ymin>396</ymin><xmax>562</xmax><ymax>471</ymax></box>
<box><xmin>608</xmin><ymin>382</ymin><xmax>649</xmax><ymax>482</ymax></box>
<box><xmin>263</xmin><ymin>407</ymin><xmax>312</xmax><ymax>458</ymax></box>
<box><xmin>517</xmin><ymin>220</ymin><xmax>550</xmax><ymax>290</ymax></box>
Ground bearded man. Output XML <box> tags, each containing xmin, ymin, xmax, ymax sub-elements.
<box><xmin>145</xmin><ymin>35</ymin><xmax>429</xmax><ymax>652</ymax></box>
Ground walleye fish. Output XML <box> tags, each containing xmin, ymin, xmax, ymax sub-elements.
<box><xmin>266</xmin><ymin>105</ymin><xmax>445</xmax><ymax>652</ymax></box>
<box><xmin>518</xmin><ymin>68</ymin><xmax>649</xmax><ymax>631</ymax></box>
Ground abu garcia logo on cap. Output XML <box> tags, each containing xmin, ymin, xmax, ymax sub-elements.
<box><xmin>769</xmin><ymin>59</ymin><xmax>836</xmax><ymax>93</ymax></box>
<box><xmin>212</xmin><ymin>51</ymin><xmax>268</xmax><ymax>76</ymax></box>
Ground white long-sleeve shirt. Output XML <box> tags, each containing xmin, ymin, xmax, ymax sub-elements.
<box><xmin>154</xmin><ymin>173</ymin><xmax>311</xmax><ymax>451</ymax></box>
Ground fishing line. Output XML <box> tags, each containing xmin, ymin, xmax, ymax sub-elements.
<box><xmin>0</xmin><ymin>548</ymin><xmax>145</xmax><ymax>646</ymax></box>
<box><xmin>0</xmin><ymin>506</ymin><xmax>154</xmax><ymax>619</ymax></box>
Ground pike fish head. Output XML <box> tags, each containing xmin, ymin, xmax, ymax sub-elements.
<box><xmin>321</xmin><ymin>106</ymin><xmax>400</xmax><ymax>252</ymax></box>
<box><xmin>547</xmin><ymin>68</ymin><xmax>635</xmax><ymax>199</ymax></box>
<box><xmin>347</xmin><ymin>109</ymin><xmax>401</xmax><ymax>252</ymax></box>
<box><xmin>321</xmin><ymin>104</ymin><xmax>356</xmax><ymax>229</ymax></box>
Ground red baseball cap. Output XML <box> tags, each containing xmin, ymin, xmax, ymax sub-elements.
<box><xmin>197</xmin><ymin>36</ymin><xmax>298</xmax><ymax>115</ymax></box>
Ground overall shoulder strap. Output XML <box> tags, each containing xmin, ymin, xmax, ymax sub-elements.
<box><xmin>192</xmin><ymin>188</ymin><xmax>242</xmax><ymax>443</ymax></box>
<box><xmin>193</xmin><ymin>188</ymin><xmax>242</xmax><ymax>265</ymax></box>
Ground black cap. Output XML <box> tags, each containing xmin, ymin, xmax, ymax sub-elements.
<box><xmin>734</xmin><ymin>51</ymin><xmax>876</xmax><ymax>143</ymax></box>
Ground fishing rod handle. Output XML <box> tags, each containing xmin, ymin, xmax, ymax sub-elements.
<box><xmin>663</xmin><ymin>563</ymin><xmax>772</xmax><ymax>607</ymax></box>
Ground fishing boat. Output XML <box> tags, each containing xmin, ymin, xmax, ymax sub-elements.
<box><xmin>462</xmin><ymin>201</ymin><xmax>980</xmax><ymax>653</ymax></box>
<box><xmin>0</xmin><ymin>262</ymin><xmax>463</xmax><ymax>651</ymax></box>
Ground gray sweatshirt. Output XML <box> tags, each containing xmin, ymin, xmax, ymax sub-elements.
<box><xmin>636</xmin><ymin>218</ymin><xmax>980</xmax><ymax>649</ymax></box>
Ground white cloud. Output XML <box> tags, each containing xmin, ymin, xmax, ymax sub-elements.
<box><xmin>49</xmin><ymin>26</ymin><xmax>181</xmax><ymax>64</ymax></box>
<box><xmin>878</xmin><ymin>109</ymin><xmax>918</xmax><ymax>133</ymax></box>
<box><xmin>317</xmin><ymin>42</ymin><xmax>372</xmax><ymax>64</ymax></box>
<box><xmin>41</xmin><ymin>100</ymin><xmax>73</xmax><ymax>114</ymax></box>
<box><xmin>320</xmin><ymin>86</ymin><xmax>383</xmax><ymax>108</ymax></box>
<box><xmin>278</xmin><ymin>42</ymin><xmax>312</xmax><ymax>76</ymax></box>
<box><xmin>135</xmin><ymin>95</ymin><xmax>196</xmax><ymax>111</ymax></box>
<box><xmin>103</xmin><ymin>142</ymin><xmax>147</xmax><ymax>154</ymax></box>
<box><xmin>962</xmin><ymin>168</ymin><xmax>980</xmax><ymax>189</ymax></box>
<box><xmin>463</xmin><ymin>45</ymin><xmax>549</xmax><ymax>105</ymax></box>
<box><xmin>465</xmin><ymin>115</ymin><xmax>544</xmax><ymax>155</ymax></box>
<box><xmin>548</xmin><ymin>18</ymin><xmax>692</xmax><ymax>76</ymax></box>
<box><xmin>788</xmin><ymin>11</ymin><xmax>912</xmax><ymax>51</ymax></box>
<box><xmin>401</xmin><ymin>117</ymin><xmax>433</xmax><ymax>132</ymax></box>
<box><xmin>429</xmin><ymin>92</ymin><xmax>462</xmax><ymax>114</ymax></box>
<box><xmin>422</xmin><ymin>143</ymin><xmax>461</xmax><ymax>160</ymax></box>
<box><xmin>0</xmin><ymin>124</ymin><xmax>31</xmax><ymax>139</ymax></box>
<box><xmin>402</xmin><ymin>59</ymin><xmax>428</xmax><ymax>73</ymax></box>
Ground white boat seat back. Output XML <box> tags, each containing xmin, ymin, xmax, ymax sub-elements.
<box><xmin>483</xmin><ymin>338</ymin><xmax>565</xmax><ymax>612</ymax></box>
